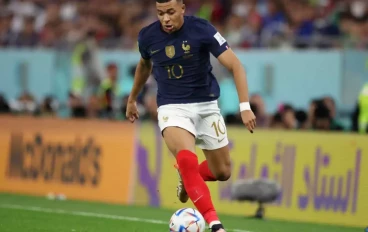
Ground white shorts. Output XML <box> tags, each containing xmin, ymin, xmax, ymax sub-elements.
<box><xmin>157</xmin><ymin>100</ymin><xmax>229</xmax><ymax>150</ymax></box>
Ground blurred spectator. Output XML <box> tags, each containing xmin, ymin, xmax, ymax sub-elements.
<box><xmin>295</xmin><ymin>110</ymin><xmax>308</xmax><ymax>129</ymax></box>
<box><xmin>0</xmin><ymin>0</ymin><xmax>367</xmax><ymax>49</ymax></box>
<box><xmin>288</xmin><ymin>1</ymin><xmax>316</xmax><ymax>48</ymax></box>
<box><xmin>312</xmin><ymin>101</ymin><xmax>332</xmax><ymax>131</ymax></box>
<box><xmin>9</xmin><ymin>91</ymin><xmax>37</xmax><ymax>115</ymax></box>
<box><xmin>37</xmin><ymin>95</ymin><xmax>58</xmax><ymax>117</ymax></box>
<box><xmin>270</xmin><ymin>112</ymin><xmax>284</xmax><ymax>129</ymax></box>
<box><xmin>323</xmin><ymin>96</ymin><xmax>344</xmax><ymax>130</ymax></box>
<box><xmin>351</xmin><ymin>101</ymin><xmax>360</xmax><ymax>132</ymax></box>
<box><xmin>196</xmin><ymin>0</ymin><xmax>215</xmax><ymax>22</ymax></box>
<box><xmin>279</xmin><ymin>104</ymin><xmax>297</xmax><ymax>130</ymax></box>
<box><xmin>241</xmin><ymin>0</ymin><xmax>262</xmax><ymax>48</ymax></box>
<box><xmin>357</xmin><ymin>82</ymin><xmax>368</xmax><ymax>133</ymax></box>
<box><xmin>70</xmin><ymin>31</ymin><xmax>105</xmax><ymax>100</ymax></box>
<box><xmin>312</xmin><ymin>100</ymin><xmax>344</xmax><ymax>131</ymax></box>
<box><xmin>86</xmin><ymin>95</ymin><xmax>101</xmax><ymax>118</ymax></box>
<box><xmin>260</xmin><ymin>0</ymin><xmax>288</xmax><ymax>47</ymax></box>
<box><xmin>0</xmin><ymin>13</ymin><xmax>17</xmax><ymax>46</ymax></box>
<box><xmin>68</xmin><ymin>93</ymin><xmax>86</xmax><ymax>118</ymax></box>
<box><xmin>0</xmin><ymin>94</ymin><xmax>10</xmax><ymax>114</ymax></box>
<box><xmin>12</xmin><ymin>16</ymin><xmax>38</xmax><ymax>47</ymax></box>
<box><xmin>98</xmin><ymin>63</ymin><xmax>119</xmax><ymax>119</ymax></box>
<box><xmin>225</xmin><ymin>14</ymin><xmax>246</xmax><ymax>48</ymax></box>
<box><xmin>307</xmin><ymin>99</ymin><xmax>319</xmax><ymax>129</ymax></box>
<box><xmin>250</xmin><ymin>94</ymin><xmax>270</xmax><ymax>127</ymax></box>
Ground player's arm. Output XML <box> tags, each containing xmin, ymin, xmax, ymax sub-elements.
<box><xmin>128</xmin><ymin>58</ymin><xmax>152</xmax><ymax>103</ymax></box>
<box><xmin>128</xmin><ymin>30</ymin><xmax>152</xmax><ymax>103</ymax></box>
<box><xmin>217</xmin><ymin>50</ymin><xmax>249</xmax><ymax>105</ymax></box>
<box><xmin>218</xmin><ymin>50</ymin><xmax>256</xmax><ymax>132</ymax></box>
<box><xmin>204</xmin><ymin>23</ymin><xmax>256</xmax><ymax>132</ymax></box>
<box><xmin>126</xmin><ymin>32</ymin><xmax>152</xmax><ymax>122</ymax></box>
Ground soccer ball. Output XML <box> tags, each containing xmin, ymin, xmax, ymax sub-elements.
<box><xmin>169</xmin><ymin>208</ymin><xmax>206</xmax><ymax>232</ymax></box>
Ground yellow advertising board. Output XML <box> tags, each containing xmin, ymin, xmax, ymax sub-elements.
<box><xmin>0</xmin><ymin>116</ymin><xmax>136</xmax><ymax>204</ymax></box>
<box><xmin>133</xmin><ymin>123</ymin><xmax>367</xmax><ymax>228</ymax></box>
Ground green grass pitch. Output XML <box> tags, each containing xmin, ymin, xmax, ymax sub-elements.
<box><xmin>0</xmin><ymin>193</ymin><xmax>362</xmax><ymax>232</ymax></box>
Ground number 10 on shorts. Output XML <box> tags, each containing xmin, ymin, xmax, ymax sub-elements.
<box><xmin>211</xmin><ymin>120</ymin><xmax>226</xmax><ymax>137</ymax></box>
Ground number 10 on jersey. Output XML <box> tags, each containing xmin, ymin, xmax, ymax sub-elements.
<box><xmin>165</xmin><ymin>64</ymin><xmax>184</xmax><ymax>79</ymax></box>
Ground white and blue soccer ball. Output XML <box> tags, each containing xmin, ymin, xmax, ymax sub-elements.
<box><xmin>169</xmin><ymin>208</ymin><xmax>206</xmax><ymax>232</ymax></box>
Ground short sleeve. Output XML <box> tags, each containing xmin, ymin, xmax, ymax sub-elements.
<box><xmin>203</xmin><ymin>22</ymin><xmax>229</xmax><ymax>58</ymax></box>
<box><xmin>137</xmin><ymin>30</ymin><xmax>150</xmax><ymax>60</ymax></box>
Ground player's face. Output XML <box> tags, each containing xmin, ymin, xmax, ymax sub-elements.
<box><xmin>156</xmin><ymin>0</ymin><xmax>185</xmax><ymax>33</ymax></box>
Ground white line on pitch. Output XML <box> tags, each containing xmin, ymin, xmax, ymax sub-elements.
<box><xmin>0</xmin><ymin>204</ymin><xmax>253</xmax><ymax>232</ymax></box>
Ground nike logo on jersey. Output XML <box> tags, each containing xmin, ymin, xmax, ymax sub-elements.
<box><xmin>150</xmin><ymin>49</ymin><xmax>160</xmax><ymax>54</ymax></box>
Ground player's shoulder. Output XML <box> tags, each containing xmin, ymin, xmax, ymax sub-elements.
<box><xmin>185</xmin><ymin>16</ymin><xmax>213</xmax><ymax>32</ymax></box>
<box><xmin>138</xmin><ymin>20</ymin><xmax>161</xmax><ymax>43</ymax></box>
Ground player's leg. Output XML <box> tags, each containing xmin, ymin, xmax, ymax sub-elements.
<box><xmin>163</xmin><ymin>127</ymin><xmax>221</xmax><ymax>230</ymax></box>
<box><xmin>163</xmin><ymin>126</ymin><xmax>194</xmax><ymax>204</ymax></box>
<box><xmin>157</xmin><ymin>106</ymin><xmax>195</xmax><ymax>203</ymax></box>
<box><xmin>197</xmin><ymin>104</ymin><xmax>231</xmax><ymax>183</ymax></box>
<box><xmin>158</xmin><ymin>104</ymin><xmax>225</xmax><ymax>231</ymax></box>
<box><xmin>162</xmin><ymin>127</ymin><xmax>223</xmax><ymax>230</ymax></box>
<box><xmin>157</xmin><ymin>107</ymin><xmax>223</xmax><ymax>230</ymax></box>
<box><xmin>201</xmin><ymin>145</ymin><xmax>231</xmax><ymax>181</ymax></box>
<box><xmin>194</xmin><ymin>103</ymin><xmax>231</xmax><ymax>231</ymax></box>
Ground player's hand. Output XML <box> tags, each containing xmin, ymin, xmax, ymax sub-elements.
<box><xmin>126</xmin><ymin>100</ymin><xmax>139</xmax><ymax>123</ymax></box>
<box><xmin>241</xmin><ymin>110</ymin><xmax>256</xmax><ymax>133</ymax></box>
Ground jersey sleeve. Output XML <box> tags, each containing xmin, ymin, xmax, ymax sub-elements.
<box><xmin>137</xmin><ymin>30</ymin><xmax>151</xmax><ymax>60</ymax></box>
<box><xmin>203</xmin><ymin>22</ymin><xmax>229</xmax><ymax>58</ymax></box>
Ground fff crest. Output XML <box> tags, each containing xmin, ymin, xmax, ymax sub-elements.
<box><xmin>165</xmin><ymin>45</ymin><xmax>175</xmax><ymax>58</ymax></box>
<box><xmin>182</xmin><ymin>41</ymin><xmax>190</xmax><ymax>54</ymax></box>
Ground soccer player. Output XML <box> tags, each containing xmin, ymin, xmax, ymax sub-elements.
<box><xmin>126</xmin><ymin>0</ymin><xmax>256</xmax><ymax>231</ymax></box>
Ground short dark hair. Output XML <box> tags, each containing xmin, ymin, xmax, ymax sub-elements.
<box><xmin>295</xmin><ymin>110</ymin><xmax>307</xmax><ymax>123</ymax></box>
<box><xmin>271</xmin><ymin>113</ymin><xmax>283</xmax><ymax>124</ymax></box>
<box><xmin>156</xmin><ymin>0</ymin><xmax>182</xmax><ymax>3</ymax></box>
<box><xmin>314</xmin><ymin>102</ymin><xmax>330</xmax><ymax>120</ymax></box>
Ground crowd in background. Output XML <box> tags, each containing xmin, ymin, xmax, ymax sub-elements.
<box><xmin>0</xmin><ymin>83</ymin><xmax>365</xmax><ymax>132</ymax></box>
<box><xmin>0</xmin><ymin>0</ymin><xmax>367</xmax><ymax>133</ymax></box>
<box><xmin>0</xmin><ymin>0</ymin><xmax>368</xmax><ymax>49</ymax></box>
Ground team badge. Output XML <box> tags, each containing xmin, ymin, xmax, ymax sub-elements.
<box><xmin>165</xmin><ymin>45</ymin><xmax>175</xmax><ymax>58</ymax></box>
<box><xmin>182</xmin><ymin>41</ymin><xmax>191</xmax><ymax>54</ymax></box>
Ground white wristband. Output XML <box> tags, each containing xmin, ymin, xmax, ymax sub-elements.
<box><xmin>239</xmin><ymin>102</ymin><xmax>251</xmax><ymax>112</ymax></box>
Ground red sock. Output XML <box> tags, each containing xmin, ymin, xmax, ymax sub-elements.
<box><xmin>176</xmin><ymin>150</ymin><xmax>220</xmax><ymax>225</ymax></box>
<box><xmin>199</xmin><ymin>160</ymin><xmax>217</xmax><ymax>181</ymax></box>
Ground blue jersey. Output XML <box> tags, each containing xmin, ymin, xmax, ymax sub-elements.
<box><xmin>137</xmin><ymin>16</ymin><xmax>229</xmax><ymax>107</ymax></box>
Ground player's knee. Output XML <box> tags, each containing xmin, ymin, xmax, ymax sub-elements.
<box><xmin>214</xmin><ymin>165</ymin><xmax>231</xmax><ymax>181</ymax></box>
<box><xmin>216</xmin><ymin>171</ymin><xmax>231</xmax><ymax>181</ymax></box>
